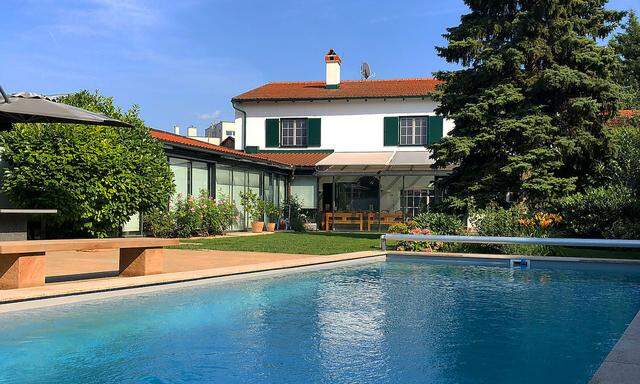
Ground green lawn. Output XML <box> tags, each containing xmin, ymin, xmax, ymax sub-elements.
<box><xmin>177</xmin><ymin>232</ymin><xmax>382</xmax><ymax>255</ymax></box>
<box><xmin>176</xmin><ymin>232</ymin><xmax>640</xmax><ymax>259</ymax></box>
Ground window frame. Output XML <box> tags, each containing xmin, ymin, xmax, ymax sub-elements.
<box><xmin>398</xmin><ymin>116</ymin><xmax>428</xmax><ymax>146</ymax></box>
<box><xmin>401</xmin><ymin>188</ymin><xmax>434</xmax><ymax>217</ymax></box>
<box><xmin>280</xmin><ymin>118</ymin><xmax>309</xmax><ymax>148</ymax></box>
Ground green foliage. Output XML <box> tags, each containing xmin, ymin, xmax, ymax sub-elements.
<box><xmin>610</xmin><ymin>10</ymin><xmax>640</xmax><ymax>108</ymax></box>
<box><xmin>284</xmin><ymin>196</ymin><xmax>306</xmax><ymax>232</ymax></box>
<box><xmin>0</xmin><ymin>90</ymin><xmax>174</xmax><ymax>237</ymax></box>
<box><xmin>472</xmin><ymin>205</ymin><xmax>562</xmax><ymax>255</ymax></box>
<box><xmin>239</xmin><ymin>190</ymin><xmax>264</xmax><ymax>222</ymax></box>
<box><xmin>431</xmin><ymin>0</ymin><xmax>624</xmax><ymax>208</ymax></box>
<box><xmin>412</xmin><ymin>212</ymin><xmax>465</xmax><ymax>235</ymax></box>
<box><xmin>604</xmin><ymin>120</ymin><xmax>640</xmax><ymax>191</ymax></box>
<box><xmin>557</xmin><ymin>120</ymin><xmax>640</xmax><ymax>239</ymax></box>
<box><xmin>558</xmin><ymin>185</ymin><xmax>640</xmax><ymax>239</ymax></box>
<box><xmin>264</xmin><ymin>200</ymin><xmax>282</xmax><ymax>221</ymax></box>
<box><xmin>144</xmin><ymin>192</ymin><xmax>236</xmax><ymax>238</ymax></box>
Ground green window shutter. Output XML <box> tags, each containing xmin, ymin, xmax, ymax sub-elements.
<box><xmin>308</xmin><ymin>118</ymin><xmax>321</xmax><ymax>147</ymax></box>
<box><xmin>265</xmin><ymin>119</ymin><xmax>280</xmax><ymax>148</ymax></box>
<box><xmin>428</xmin><ymin>116</ymin><xmax>444</xmax><ymax>145</ymax></box>
<box><xmin>383</xmin><ymin>116</ymin><xmax>399</xmax><ymax>146</ymax></box>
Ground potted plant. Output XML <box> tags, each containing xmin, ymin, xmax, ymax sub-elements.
<box><xmin>265</xmin><ymin>201</ymin><xmax>281</xmax><ymax>232</ymax></box>
<box><xmin>240</xmin><ymin>190</ymin><xmax>265</xmax><ymax>233</ymax></box>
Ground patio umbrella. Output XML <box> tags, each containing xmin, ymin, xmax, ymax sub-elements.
<box><xmin>0</xmin><ymin>86</ymin><xmax>131</xmax><ymax>129</ymax></box>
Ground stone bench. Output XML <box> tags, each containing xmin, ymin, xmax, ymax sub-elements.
<box><xmin>0</xmin><ymin>237</ymin><xmax>179</xmax><ymax>290</ymax></box>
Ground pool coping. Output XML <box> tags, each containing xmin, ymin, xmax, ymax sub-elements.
<box><xmin>0</xmin><ymin>251</ymin><xmax>386</xmax><ymax>306</ymax></box>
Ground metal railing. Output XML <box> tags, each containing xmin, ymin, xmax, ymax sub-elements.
<box><xmin>380</xmin><ymin>234</ymin><xmax>640</xmax><ymax>251</ymax></box>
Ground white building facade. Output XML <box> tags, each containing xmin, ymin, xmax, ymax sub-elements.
<box><xmin>232</xmin><ymin>50</ymin><xmax>453</xmax><ymax>231</ymax></box>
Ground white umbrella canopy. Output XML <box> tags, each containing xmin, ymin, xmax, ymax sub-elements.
<box><xmin>0</xmin><ymin>87</ymin><xmax>131</xmax><ymax>128</ymax></box>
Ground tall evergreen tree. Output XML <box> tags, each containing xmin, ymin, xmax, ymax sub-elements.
<box><xmin>610</xmin><ymin>10</ymin><xmax>640</xmax><ymax>108</ymax></box>
<box><xmin>430</xmin><ymin>0</ymin><xmax>624</xmax><ymax>210</ymax></box>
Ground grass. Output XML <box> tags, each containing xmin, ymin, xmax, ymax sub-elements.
<box><xmin>177</xmin><ymin>232</ymin><xmax>382</xmax><ymax>255</ymax></box>
<box><xmin>176</xmin><ymin>231</ymin><xmax>640</xmax><ymax>259</ymax></box>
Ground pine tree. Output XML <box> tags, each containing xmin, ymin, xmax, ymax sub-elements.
<box><xmin>610</xmin><ymin>10</ymin><xmax>640</xmax><ymax>109</ymax></box>
<box><xmin>430</xmin><ymin>0</ymin><xmax>624</xmax><ymax>210</ymax></box>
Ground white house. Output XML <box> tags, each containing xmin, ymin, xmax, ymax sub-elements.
<box><xmin>231</xmin><ymin>49</ymin><xmax>454</xmax><ymax>231</ymax></box>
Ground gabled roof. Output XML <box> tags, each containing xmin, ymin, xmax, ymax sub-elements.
<box><xmin>232</xmin><ymin>78</ymin><xmax>442</xmax><ymax>102</ymax></box>
<box><xmin>150</xmin><ymin>129</ymin><xmax>292</xmax><ymax>169</ymax></box>
<box><xmin>253</xmin><ymin>151</ymin><xmax>332</xmax><ymax>167</ymax></box>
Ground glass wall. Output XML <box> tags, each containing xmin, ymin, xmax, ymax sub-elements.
<box><xmin>168</xmin><ymin>157</ymin><xmax>212</xmax><ymax>199</ymax></box>
<box><xmin>191</xmin><ymin>161</ymin><xmax>209</xmax><ymax>197</ymax></box>
<box><xmin>233</xmin><ymin>170</ymin><xmax>246</xmax><ymax>229</ymax></box>
<box><xmin>169</xmin><ymin>157</ymin><xmax>190</xmax><ymax>198</ymax></box>
<box><xmin>215</xmin><ymin>166</ymin><xmax>232</xmax><ymax>202</ymax></box>
<box><xmin>320</xmin><ymin>174</ymin><xmax>437</xmax><ymax>232</ymax></box>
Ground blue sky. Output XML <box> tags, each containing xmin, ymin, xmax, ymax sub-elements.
<box><xmin>2</xmin><ymin>0</ymin><xmax>638</xmax><ymax>133</ymax></box>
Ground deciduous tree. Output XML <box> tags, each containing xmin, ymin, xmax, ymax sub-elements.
<box><xmin>0</xmin><ymin>91</ymin><xmax>174</xmax><ymax>237</ymax></box>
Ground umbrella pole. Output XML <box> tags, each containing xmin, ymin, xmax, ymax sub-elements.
<box><xmin>0</xmin><ymin>86</ymin><xmax>10</xmax><ymax>104</ymax></box>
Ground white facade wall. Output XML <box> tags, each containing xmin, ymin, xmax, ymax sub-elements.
<box><xmin>234</xmin><ymin>98</ymin><xmax>454</xmax><ymax>152</ymax></box>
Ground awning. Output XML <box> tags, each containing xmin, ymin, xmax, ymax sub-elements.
<box><xmin>315</xmin><ymin>151</ymin><xmax>447</xmax><ymax>176</ymax></box>
<box><xmin>316</xmin><ymin>151</ymin><xmax>394</xmax><ymax>166</ymax></box>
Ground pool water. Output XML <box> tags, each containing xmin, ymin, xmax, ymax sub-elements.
<box><xmin>1</xmin><ymin>257</ymin><xmax>640</xmax><ymax>384</ymax></box>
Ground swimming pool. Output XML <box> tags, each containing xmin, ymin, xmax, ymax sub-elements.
<box><xmin>1</xmin><ymin>256</ymin><xmax>639</xmax><ymax>384</ymax></box>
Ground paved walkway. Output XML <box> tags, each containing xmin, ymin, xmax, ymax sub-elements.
<box><xmin>0</xmin><ymin>248</ymin><xmax>384</xmax><ymax>303</ymax></box>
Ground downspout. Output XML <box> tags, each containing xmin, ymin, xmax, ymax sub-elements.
<box><xmin>232</xmin><ymin>101</ymin><xmax>247</xmax><ymax>151</ymax></box>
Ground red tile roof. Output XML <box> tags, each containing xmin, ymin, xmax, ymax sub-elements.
<box><xmin>232</xmin><ymin>78</ymin><xmax>442</xmax><ymax>102</ymax></box>
<box><xmin>253</xmin><ymin>152</ymin><xmax>331</xmax><ymax>167</ymax></box>
<box><xmin>150</xmin><ymin>129</ymin><xmax>292</xmax><ymax>169</ymax></box>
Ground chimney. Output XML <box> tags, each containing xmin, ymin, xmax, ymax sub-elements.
<box><xmin>187</xmin><ymin>126</ymin><xmax>198</xmax><ymax>137</ymax></box>
<box><xmin>324</xmin><ymin>49</ymin><xmax>341</xmax><ymax>89</ymax></box>
<box><xmin>173</xmin><ymin>125</ymin><xmax>180</xmax><ymax>135</ymax></box>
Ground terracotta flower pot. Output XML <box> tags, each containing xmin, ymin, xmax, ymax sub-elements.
<box><xmin>251</xmin><ymin>221</ymin><xmax>264</xmax><ymax>233</ymax></box>
<box><xmin>267</xmin><ymin>222</ymin><xmax>276</xmax><ymax>232</ymax></box>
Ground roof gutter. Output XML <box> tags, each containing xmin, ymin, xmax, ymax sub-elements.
<box><xmin>232</xmin><ymin>101</ymin><xmax>247</xmax><ymax>150</ymax></box>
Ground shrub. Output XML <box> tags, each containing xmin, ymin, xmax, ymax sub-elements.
<box><xmin>264</xmin><ymin>200</ymin><xmax>282</xmax><ymax>223</ymax></box>
<box><xmin>144</xmin><ymin>193</ymin><xmax>237</xmax><ymax>238</ymax></box>
<box><xmin>284</xmin><ymin>196</ymin><xmax>305</xmax><ymax>232</ymax></box>
<box><xmin>558</xmin><ymin>185</ymin><xmax>640</xmax><ymax>239</ymax></box>
<box><xmin>239</xmin><ymin>190</ymin><xmax>264</xmax><ymax>222</ymax></box>
<box><xmin>413</xmin><ymin>212</ymin><xmax>465</xmax><ymax>235</ymax></box>
<box><xmin>471</xmin><ymin>204</ymin><xmax>562</xmax><ymax>255</ymax></box>
<box><xmin>0</xmin><ymin>90</ymin><xmax>174</xmax><ymax>238</ymax></box>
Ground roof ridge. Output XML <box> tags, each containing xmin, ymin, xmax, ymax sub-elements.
<box><xmin>265</xmin><ymin>77</ymin><xmax>439</xmax><ymax>85</ymax></box>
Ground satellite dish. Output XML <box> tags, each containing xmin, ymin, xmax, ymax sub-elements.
<box><xmin>361</xmin><ymin>62</ymin><xmax>371</xmax><ymax>80</ymax></box>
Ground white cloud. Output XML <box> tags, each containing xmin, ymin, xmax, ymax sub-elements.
<box><xmin>198</xmin><ymin>111</ymin><xmax>221</xmax><ymax>120</ymax></box>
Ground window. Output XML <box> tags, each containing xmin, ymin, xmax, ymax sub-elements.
<box><xmin>225</xmin><ymin>130</ymin><xmax>235</xmax><ymax>136</ymax></box>
<box><xmin>281</xmin><ymin>118</ymin><xmax>308</xmax><ymax>147</ymax></box>
<box><xmin>169</xmin><ymin>157</ymin><xmax>190</xmax><ymax>198</ymax></box>
<box><xmin>401</xmin><ymin>189</ymin><xmax>434</xmax><ymax>217</ymax></box>
<box><xmin>399</xmin><ymin>117</ymin><xmax>427</xmax><ymax>145</ymax></box>
<box><xmin>168</xmin><ymin>157</ymin><xmax>211</xmax><ymax>199</ymax></box>
<box><xmin>191</xmin><ymin>162</ymin><xmax>209</xmax><ymax>197</ymax></box>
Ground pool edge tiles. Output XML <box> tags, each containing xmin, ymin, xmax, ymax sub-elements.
<box><xmin>589</xmin><ymin>306</ymin><xmax>640</xmax><ymax>384</ymax></box>
<box><xmin>0</xmin><ymin>251</ymin><xmax>386</xmax><ymax>308</ymax></box>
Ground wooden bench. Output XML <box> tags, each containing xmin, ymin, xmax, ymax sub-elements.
<box><xmin>367</xmin><ymin>212</ymin><xmax>403</xmax><ymax>231</ymax></box>
<box><xmin>324</xmin><ymin>212</ymin><xmax>364</xmax><ymax>231</ymax></box>
<box><xmin>0</xmin><ymin>237</ymin><xmax>179</xmax><ymax>290</ymax></box>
